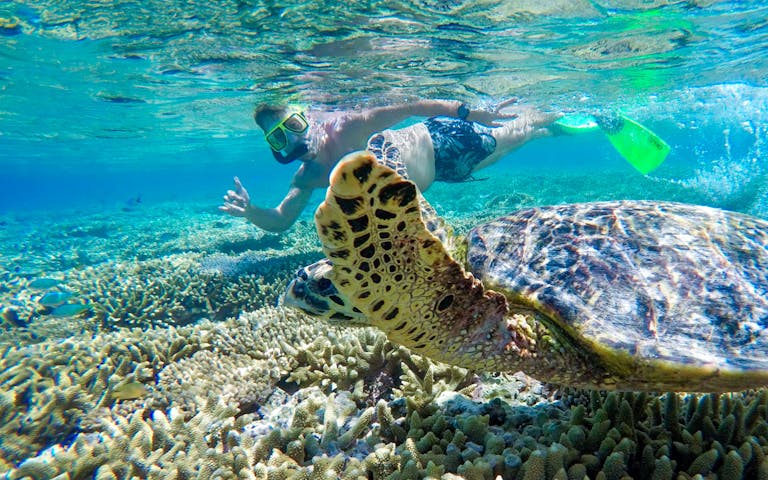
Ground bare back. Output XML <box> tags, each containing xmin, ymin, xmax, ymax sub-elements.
<box><xmin>293</xmin><ymin>111</ymin><xmax>402</xmax><ymax>190</ymax></box>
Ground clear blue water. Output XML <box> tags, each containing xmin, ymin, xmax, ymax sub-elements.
<box><xmin>2</xmin><ymin>1</ymin><xmax>768</xmax><ymax>215</ymax></box>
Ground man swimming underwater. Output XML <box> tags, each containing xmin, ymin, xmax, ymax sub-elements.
<box><xmin>220</xmin><ymin>99</ymin><xmax>558</xmax><ymax>232</ymax></box>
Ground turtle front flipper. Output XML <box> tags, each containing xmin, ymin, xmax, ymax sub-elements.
<box><xmin>315</xmin><ymin>152</ymin><xmax>543</xmax><ymax>371</ymax></box>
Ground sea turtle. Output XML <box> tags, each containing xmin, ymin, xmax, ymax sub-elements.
<box><xmin>285</xmin><ymin>151</ymin><xmax>768</xmax><ymax>392</ymax></box>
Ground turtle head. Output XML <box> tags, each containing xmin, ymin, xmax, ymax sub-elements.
<box><xmin>282</xmin><ymin>258</ymin><xmax>369</xmax><ymax>325</ymax></box>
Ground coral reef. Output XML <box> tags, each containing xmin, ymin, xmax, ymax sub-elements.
<box><xmin>199</xmin><ymin>250</ymin><xmax>282</xmax><ymax>278</ymax></box>
<box><xmin>67</xmin><ymin>249</ymin><xmax>320</xmax><ymax>329</ymax></box>
<box><xmin>2</xmin><ymin>195</ymin><xmax>768</xmax><ymax>479</ymax></box>
<box><xmin>2</xmin><ymin>302</ymin><xmax>767</xmax><ymax>479</ymax></box>
<box><xmin>1</xmin><ymin>248</ymin><xmax>321</xmax><ymax>337</ymax></box>
<box><xmin>0</xmin><ymin>319</ymin><xmax>203</xmax><ymax>467</ymax></box>
<box><xmin>0</xmin><ymin>202</ymin><xmax>322</xmax><ymax>343</ymax></box>
<box><xmin>2</xmin><ymin>202</ymin><xmax>318</xmax><ymax>275</ymax></box>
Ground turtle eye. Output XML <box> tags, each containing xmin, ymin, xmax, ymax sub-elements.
<box><xmin>297</xmin><ymin>268</ymin><xmax>308</xmax><ymax>280</ymax></box>
<box><xmin>317</xmin><ymin>277</ymin><xmax>332</xmax><ymax>292</ymax></box>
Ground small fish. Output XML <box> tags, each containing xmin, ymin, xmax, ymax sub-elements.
<box><xmin>122</xmin><ymin>195</ymin><xmax>142</xmax><ymax>212</ymax></box>
<box><xmin>50</xmin><ymin>303</ymin><xmax>90</xmax><ymax>317</ymax></box>
<box><xmin>112</xmin><ymin>382</ymin><xmax>148</xmax><ymax>401</ymax></box>
<box><xmin>28</xmin><ymin>278</ymin><xmax>61</xmax><ymax>289</ymax></box>
<box><xmin>39</xmin><ymin>291</ymin><xmax>74</xmax><ymax>307</ymax></box>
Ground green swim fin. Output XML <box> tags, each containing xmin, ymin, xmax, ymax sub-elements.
<box><xmin>553</xmin><ymin>114</ymin><xmax>671</xmax><ymax>175</ymax></box>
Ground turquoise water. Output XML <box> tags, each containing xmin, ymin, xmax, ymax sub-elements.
<box><xmin>2</xmin><ymin>1</ymin><xmax>768</xmax><ymax>478</ymax></box>
<box><xmin>2</xmin><ymin>1</ymin><xmax>768</xmax><ymax>213</ymax></box>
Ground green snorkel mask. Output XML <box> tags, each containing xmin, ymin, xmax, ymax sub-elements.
<box><xmin>265</xmin><ymin>111</ymin><xmax>310</xmax><ymax>164</ymax></box>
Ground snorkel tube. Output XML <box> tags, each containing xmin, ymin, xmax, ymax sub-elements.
<box><xmin>272</xmin><ymin>141</ymin><xmax>309</xmax><ymax>164</ymax></box>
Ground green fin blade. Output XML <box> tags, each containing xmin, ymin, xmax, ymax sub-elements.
<box><xmin>555</xmin><ymin>113</ymin><xmax>671</xmax><ymax>175</ymax></box>
<box><xmin>601</xmin><ymin>114</ymin><xmax>671</xmax><ymax>175</ymax></box>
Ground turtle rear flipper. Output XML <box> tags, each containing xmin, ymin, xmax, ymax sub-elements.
<box><xmin>315</xmin><ymin>151</ymin><xmax>516</xmax><ymax>367</ymax></box>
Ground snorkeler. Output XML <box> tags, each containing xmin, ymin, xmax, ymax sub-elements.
<box><xmin>220</xmin><ymin>99</ymin><xmax>557</xmax><ymax>232</ymax></box>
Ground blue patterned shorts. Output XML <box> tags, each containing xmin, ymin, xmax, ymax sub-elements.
<box><xmin>424</xmin><ymin>116</ymin><xmax>496</xmax><ymax>182</ymax></box>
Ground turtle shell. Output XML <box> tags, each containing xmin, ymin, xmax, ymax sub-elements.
<box><xmin>466</xmin><ymin>200</ymin><xmax>768</xmax><ymax>372</ymax></box>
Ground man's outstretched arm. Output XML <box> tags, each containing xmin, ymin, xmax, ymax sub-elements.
<box><xmin>342</xmin><ymin>98</ymin><xmax>520</xmax><ymax>142</ymax></box>
<box><xmin>220</xmin><ymin>177</ymin><xmax>313</xmax><ymax>232</ymax></box>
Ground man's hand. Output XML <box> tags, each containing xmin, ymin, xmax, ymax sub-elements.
<box><xmin>220</xmin><ymin>176</ymin><xmax>252</xmax><ymax>217</ymax></box>
<box><xmin>469</xmin><ymin>98</ymin><xmax>521</xmax><ymax>126</ymax></box>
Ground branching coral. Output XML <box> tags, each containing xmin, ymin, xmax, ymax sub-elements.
<box><xmin>62</xmin><ymin>249</ymin><xmax>320</xmax><ymax>330</ymax></box>
<box><xmin>0</xmin><ymin>320</ymin><xmax>207</xmax><ymax>467</ymax></box>
<box><xmin>7</xmin><ymin>399</ymin><xmax>253</xmax><ymax>480</ymax></box>
<box><xmin>2</xmin><ymin>302</ymin><xmax>768</xmax><ymax>480</ymax></box>
<box><xmin>2</xmin><ymin>242</ymin><xmax>322</xmax><ymax>339</ymax></box>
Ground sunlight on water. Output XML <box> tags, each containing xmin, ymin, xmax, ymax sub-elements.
<box><xmin>2</xmin><ymin>1</ymin><xmax>768</xmax><ymax>148</ymax></box>
<box><xmin>625</xmin><ymin>83</ymin><xmax>768</xmax><ymax>217</ymax></box>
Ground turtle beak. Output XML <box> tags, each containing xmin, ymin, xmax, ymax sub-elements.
<box><xmin>281</xmin><ymin>271</ymin><xmax>326</xmax><ymax>317</ymax></box>
<box><xmin>282</xmin><ymin>264</ymin><xmax>369</xmax><ymax>325</ymax></box>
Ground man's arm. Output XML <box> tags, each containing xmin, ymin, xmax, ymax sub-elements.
<box><xmin>343</xmin><ymin>100</ymin><xmax>463</xmax><ymax>140</ymax></box>
<box><xmin>340</xmin><ymin>98</ymin><xmax>519</xmax><ymax>143</ymax></box>
<box><xmin>220</xmin><ymin>177</ymin><xmax>313</xmax><ymax>232</ymax></box>
<box><xmin>244</xmin><ymin>185</ymin><xmax>313</xmax><ymax>232</ymax></box>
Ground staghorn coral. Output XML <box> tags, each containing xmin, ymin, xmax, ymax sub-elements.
<box><xmin>156</xmin><ymin>350</ymin><xmax>286</xmax><ymax>416</ymax></box>
<box><xmin>7</xmin><ymin>400</ymin><xmax>254</xmax><ymax>480</ymax></box>
<box><xmin>67</xmin><ymin>253</ymin><xmax>244</xmax><ymax>329</ymax></box>
<box><xmin>200</xmin><ymin>250</ymin><xmax>286</xmax><ymax>278</ymax></box>
<box><xmin>284</xmin><ymin>323</ymin><xmax>477</xmax><ymax>411</ymax></box>
<box><xmin>0</xmin><ymin>302</ymin><xmax>477</xmax><ymax>478</ymax></box>
<box><xmin>62</xmin><ymin>249</ymin><xmax>320</xmax><ymax>330</ymax></box>
<box><xmin>0</xmin><ymin>306</ymin><xmax>410</xmax><ymax>475</ymax></box>
<box><xmin>3</xmin><ymin>301</ymin><xmax>768</xmax><ymax>479</ymax></box>
<box><xmin>152</xmin><ymin>308</ymin><xmax>310</xmax><ymax>415</ymax></box>
<box><xmin>0</xmin><ymin>318</ymin><xmax>207</xmax><ymax>467</ymax></box>
<box><xmin>2</xmin><ymin>203</ymin><xmax>322</xmax><ymax>341</ymax></box>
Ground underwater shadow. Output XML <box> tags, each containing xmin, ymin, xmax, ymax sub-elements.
<box><xmin>215</xmin><ymin>234</ymin><xmax>285</xmax><ymax>254</ymax></box>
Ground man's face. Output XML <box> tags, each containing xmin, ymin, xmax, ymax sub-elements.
<box><xmin>260</xmin><ymin>110</ymin><xmax>310</xmax><ymax>164</ymax></box>
<box><xmin>262</xmin><ymin>111</ymin><xmax>307</xmax><ymax>150</ymax></box>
